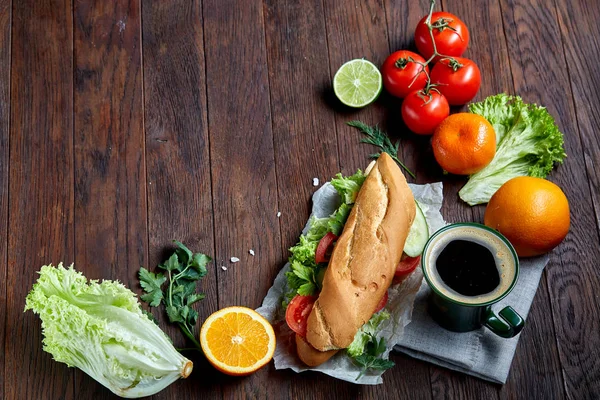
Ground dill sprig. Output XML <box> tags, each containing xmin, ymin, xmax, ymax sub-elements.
<box><xmin>347</xmin><ymin>120</ymin><xmax>416</xmax><ymax>179</ymax></box>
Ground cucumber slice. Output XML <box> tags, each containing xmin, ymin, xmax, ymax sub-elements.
<box><xmin>404</xmin><ymin>200</ymin><xmax>429</xmax><ymax>257</ymax></box>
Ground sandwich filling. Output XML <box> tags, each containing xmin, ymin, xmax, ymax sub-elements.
<box><xmin>284</xmin><ymin>167</ymin><xmax>412</xmax><ymax>376</ymax></box>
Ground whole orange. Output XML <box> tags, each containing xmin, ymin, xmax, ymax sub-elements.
<box><xmin>432</xmin><ymin>113</ymin><xmax>496</xmax><ymax>175</ymax></box>
<box><xmin>484</xmin><ymin>177</ymin><xmax>570</xmax><ymax>257</ymax></box>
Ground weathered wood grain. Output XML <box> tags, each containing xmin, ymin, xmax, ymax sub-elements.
<box><xmin>72</xmin><ymin>0</ymin><xmax>146</xmax><ymax>397</ymax></box>
<box><xmin>555</xmin><ymin>0</ymin><xmax>600</xmax><ymax>273</ymax></box>
<box><xmin>142</xmin><ymin>0</ymin><xmax>222</xmax><ymax>397</ymax></box>
<box><xmin>500</xmin><ymin>0</ymin><xmax>600</xmax><ymax>398</ymax></box>
<box><xmin>553</xmin><ymin>0</ymin><xmax>600</xmax><ymax>396</ymax></box>
<box><xmin>501</xmin><ymin>279</ymin><xmax>565</xmax><ymax>400</ymax></box>
<box><xmin>7</xmin><ymin>0</ymin><xmax>75</xmax><ymax>399</ymax></box>
<box><xmin>324</xmin><ymin>0</ymin><xmax>392</xmax><ymax>177</ymax></box>
<box><xmin>263</xmin><ymin>0</ymin><xmax>339</xmax><ymax>257</ymax></box>
<box><xmin>203</xmin><ymin>0</ymin><xmax>283</xmax><ymax>397</ymax></box>
<box><xmin>0</xmin><ymin>1</ymin><xmax>9</xmax><ymax>399</ymax></box>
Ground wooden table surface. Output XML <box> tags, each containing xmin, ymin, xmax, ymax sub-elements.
<box><xmin>2</xmin><ymin>0</ymin><xmax>599</xmax><ymax>399</ymax></box>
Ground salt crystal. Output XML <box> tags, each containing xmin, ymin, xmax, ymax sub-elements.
<box><xmin>249</xmin><ymin>249</ymin><xmax>255</xmax><ymax>256</ymax></box>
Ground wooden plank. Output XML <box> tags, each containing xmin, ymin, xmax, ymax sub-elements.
<box><xmin>263</xmin><ymin>0</ymin><xmax>339</xmax><ymax>257</ymax></box>
<box><xmin>324</xmin><ymin>0</ymin><xmax>392</xmax><ymax>176</ymax></box>
<box><xmin>555</xmin><ymin>0</ymin><xmax>600</xmax><ymax>266</ymax></box>
<box><xmin>141</xmin><ymin>0</ymin><xmax>222</xmax><ymax>397</ymax></box>
<box><xmin>444</xmin><ymin>1</ymin><xmax>563</xmax><ymax>398</ymax></box>
<box><xmin>552</xmin><ymin>0</ymin><xmax>600</xmax><ymax>397</ymax></box>
<box><xmin>323</xmin><ymin>0</ymin><xmax>433</xmax><ymax>397</ymax></box>
<box><xmin>72</xmin><ymin>0</ymin><xmax>146</xmax><ymax>397</ymax></box>
<box><xmin>0</xmin><ymin>0</ymin><xmax>9</xmax><ymax>399</ymax></box>
<box><xmin>499</xmin><ymin>0</ymin><xmax>600</xmax><ymax>398</ymax></box>
<box><xmin>202</xmin><ymin>0</ymin><xmax>283</xmax><ymax>397</ymax></box>
<box><xmin>6</xmin><ymin>0</ymin><xmax>74</xmax><ymax>399</ymax></box>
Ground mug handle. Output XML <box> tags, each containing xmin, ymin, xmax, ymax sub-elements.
<box><xmin>483</xmin><ymin>306</ymin><xmax>524</xmax><ymax>338</ymax></box>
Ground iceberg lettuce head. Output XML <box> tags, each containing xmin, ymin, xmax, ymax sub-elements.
<box><xmin>25</xmin><ymin>263</ymin><xmax>192</xmax><ymax>398</ymax></box>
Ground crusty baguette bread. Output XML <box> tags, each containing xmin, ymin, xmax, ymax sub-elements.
<box><xmin>295</xmin><ymin>334</ymin><xmax>338</xmax><ymax>367</ymax></box>
<box><xmin>304</xmin><ymin>152</ymin><xmax>415</xmax><ymax>352</ymax></box>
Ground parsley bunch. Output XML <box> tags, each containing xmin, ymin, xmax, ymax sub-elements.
<box><xmin>139</xmin><ymin>240</ymin><xmax>211</xmax><ymax>351</ymax></box>
<box><xmin>353</xmin><ymin>336</ymin><xmax>395</xmax><ymax>380</ymax></box>
<box><xmin>347</xmin><ymin>310</ymin><xmax>395</xmax><ymax>379</ymax></box>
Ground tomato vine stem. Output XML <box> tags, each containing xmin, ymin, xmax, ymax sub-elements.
<box><xmin>410</xmin><ymin>0</ymin><xmax>461</xmax><ymax>97</ymax></box>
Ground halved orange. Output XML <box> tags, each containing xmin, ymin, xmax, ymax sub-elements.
<box><xmin>199</xmin><ymin>306</ymin><xmax>276</xmax><ymax>376</ymax></box>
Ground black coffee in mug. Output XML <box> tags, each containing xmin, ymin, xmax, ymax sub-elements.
<box><xmin>421</xmin><ymin>223</ymin><xmax>524</xmax><ymax>337</ymax></box>
<box><xmin>424</xmin><ymin>224</ymin><xmax>517</xmax><ymax>306</ymax></box>
<box><xmin>435</xmin><ymin>239</ymin><xmax>500</xmax><ymax>297</ymax></box>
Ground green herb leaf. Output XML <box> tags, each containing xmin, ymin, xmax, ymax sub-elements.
<box><xmin>347</xmin><ymin>120</ymin><xmax>415</xmax><ymax>179</ymax></box>
<box><xmin>163</xmin><ymin>253</ymin><xmax>181</xmax><ymax>272</ymax></box>
<box><xmin>174</xmin><ymin>240</ymin><xmax>193</xmax><ymax>265</ymax></box>
<box><xmin>138</xmin><ymin>242</ymin><xmax>211</xmax><ymax>352</ymax></box>
<box><xmin>140</xmin><ymin>290</ymin><xmax>163</xmax><ymax>308</ymax></box>
<box><xmin>166</xmin><ymin>305</ymin><xmax>183</xmax><ymax>323</ymax></box>
<box><xmin>191</xmin><ymin>253</ymin><xmax>211</xmax><ymax>275</ymax></box>
<box><xmin>177</xmin><ymin>268</ymin><xmax>204</xmax><ymax>281</ymax></box>
<box><xmin>353</xmin><ymin>352</ymin><xmax>395</xmax><ymax>380</ymax></box>
<box><xmin>186</xmin><ymin>293</ymin><xmax>205</xmax><ymax>306</ymax></box>
<box><xmin>138</xmin><ymin>267</ymin><xmax>166</xmax><ymax>307</ymax></box>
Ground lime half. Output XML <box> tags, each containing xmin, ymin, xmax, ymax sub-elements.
<box><xmin>333</xmin><ymin>59</ymin><xmax>382</xmax><ymax>108</ymax></box>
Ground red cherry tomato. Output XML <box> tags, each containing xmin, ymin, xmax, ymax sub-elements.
<box><xmin>393</xmin><ymin>255</ymin><xmax>421</xmax><ymax>284</ymax></box>
<box><xmin>315</xmin><ymin>232</ymin><xmax>338</xmax><ymax>264</ymax></box>
<box><xmin>401</xmin><ymin>90</ymin><xmax>450</xmax><ymax>135</ymax></box>
<box><xmin>374</xmin><ymin>290</ymin><xmax>389</xmax><ymax>313</ymax></box>
<box><xmin>381</xmin><ymin>50</ymin><xmax>429</xmax><ymax>99</ymax></box>
<box><xmin>414</xmin><ymin>12</ymin><xmax>469</xmax><ymax>62</ymax></box>
<box><xmin>285</xmin><ymin>295</ymin><xmax>317</xmax><ymax>337</ymax></box>
<box><xmin>430</xmin><ymin>57</ymin><xmax>481</xmax><ymax>105</ymax></box>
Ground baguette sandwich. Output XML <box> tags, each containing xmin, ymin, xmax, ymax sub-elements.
<box><xmin>283</xmin><ymin>152</ymin><xmax>424</xmax><ymax>370</ymax></box>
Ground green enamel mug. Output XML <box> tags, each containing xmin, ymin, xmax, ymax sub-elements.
<box><xmin>421</xmin><ymin>223</ymin><xmax>524</xmax><ymax>338</ymax></box>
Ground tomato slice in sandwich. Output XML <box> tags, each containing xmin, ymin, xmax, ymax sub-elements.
<box><xmin>286</xmin><ymin>295</ymin><xmax>317</xmax><ymax>337</ymax></box>
<box><xmin>374</xmin><ymin>290</ymin><xmax>388</xmax><ymax>313</ymax></box>
<box><xmin>315</xmin><ymin>232</ymin><xmax>338</xmax><ymax>264</ymax></box>
<box><xmin>393</xmin><ymin>254</ymin><xmax>421</xmax><ymax>284</ymax></box>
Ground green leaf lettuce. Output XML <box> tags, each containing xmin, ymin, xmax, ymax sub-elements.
<box><xmin>284</xmin><ymin>170</ymin><xmax>365</xmax><ymax>304</ymax></box>
<box><xmin>460</xmin><ymin>94</ymin><xmax>566</xmax><ymax>205</ymax></box>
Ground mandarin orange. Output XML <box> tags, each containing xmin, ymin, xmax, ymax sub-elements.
<box><xmin>199</xmin><ymin>306</ymin><xmax>276</xmax><ymax>376</ymax></box>
<box><xmin>432</xmin><ymin>113</ymin><xmax>496</xmax><ymax>175</ymax></box>
<box><xmin>484</xmin><ymin>176</ymin><xmax>570</xmax><ymax>257</ymax></box>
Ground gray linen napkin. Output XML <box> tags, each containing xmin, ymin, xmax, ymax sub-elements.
<box><xmin>394</xmin><ymin>254</ymin><xmax>549</xmax><ymax>384</ymax></box>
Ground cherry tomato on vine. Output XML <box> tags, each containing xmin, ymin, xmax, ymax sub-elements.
<box><xmin>401</xmin><ymin>89</ymin><xmax>450</xmax><ymax>135</ymax></box>
<box><xmin>381</xmin><ymin>50</ymin><xmax>429</xmax><ymax>99</ymax></box>
<box><xmin>430</xmin><ymin>57</ymin><xmax>481</xmax><ymax>105</ymax></box>
<box><xmin>414</xmin><ymin>11</ymin><xmax>469</xmax><ymax>62</ymax></box>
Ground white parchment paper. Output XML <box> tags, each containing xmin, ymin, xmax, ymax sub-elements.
<box><xmin>256</xmin><ymin>181</ymin><xmax>446</xmax><ymax>384</ymax></box>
